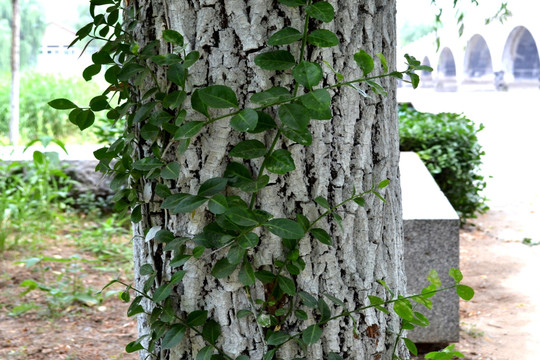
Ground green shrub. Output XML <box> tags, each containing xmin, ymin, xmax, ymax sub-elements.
<box><xmin>0</xmin><ymin>71</ymin><xmax>102</xmax><ymax>144</ymax></box>
<box><xmin>399</xmin><ymin>105</ymin><xmax>488</xmax><ymax>222</ymax></box>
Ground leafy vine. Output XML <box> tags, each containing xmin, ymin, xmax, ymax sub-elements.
<box><xmin>49</xmin><ymin>0</ymin><xmax>474</xmax><ymax>359</ymax></box>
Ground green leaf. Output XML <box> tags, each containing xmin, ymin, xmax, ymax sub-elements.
<box><xmin>211</xmin><ymin>258</ymin><xmax>237</xmax><ymax>279</ymax></box>
<box><xmin>318</xmin><ymin>298</ymin><xmax>331</xmax><ymax>321</ymax></box>
<box><xmin>250</xmin><ymin>87</ymin><xmax>292</xmax><ymax>106</ymax></box>
<box><xmin>366</xmin><ymin>80</ymin><xmax>387</xmax><ymax>96</ymax></box>
<box><xmin>277</xmin><ymin>0</ymin><xmax>304</xmax><ymax>6</ymax></box>
<box><xmin>141</xmin><ymin>123</ymin><xmax>159</xmax><ymax>140</ymax></box>
<box><xmin>161</xmin><ymin>193</ymin><xmax>190</xmax><ymax>210</ymax></box>
<box><xmin>267</xmin><ymin>331</ymin><xmax>290</xmax><ymax>346</ymax></box>
<box><xmin>208</xmin><ymin>194</ymin><xmax>228</xmax><ymax>214</ymax></box>
<box><xmin>153</xmin><ymin>283</ymin><xmax>172</xmax><ymax>302</ymax></box>
<box><xmin>225</xmin><ymin>162</ymin><xmax>252</xmax><ymax>187</ymax></box>
<box><xmin>187</xmin><ymin>310</ymin><xmax>208</xmax><ymax>326</ymax></box>
<box><xmin>238</xmin><ymin>261</ymin><xmax>255</xmax><ymax>286</ymax></box>
<box><xmin>117</xmin><ymin>63</ymin><xmax>144</xmax><ymax>81</ymax></box>
<box><xmin>307</xmin><ymin>29</ymin><xmax>339</xmax><ymax>47</ymax></box>
<box><xmin>191</xmin><ymin>89</ymin><xmax>210</xmax><ymax>118</ymax></box>
<box><xmin>237</xmin><ymin>309</ymin><xmax>253</xmax><ymax>318</ymax></box>
<box><xmin>83</xmin><ymin>63</ymin><xmax>102</xmax><ymax>81</ymax></box>
<box><xmin>328</xmin><ymin>353</ymin><xmax>344</xmax><ymax>360</ymax></box>
<box><xmin>170</xmin><ymin>270</ymin><xmax>186</xmax><ymax>285</ymax></box>
<box><xmin>354</xmin><ymin>50</ymin><xmax>374</xmax><ymax>76</ymax></box>
<box><xmin>172</xmin><ymin>195</ymin><xmax>208</xmax><ymax>214</ymax></box>
<box><xmin>161</xmin><ymin>162</ymin><xmax>181</xmax><ymax>180</ymax></box>
<box><xmin>376</xmin><ymin>53</ymin><xmax>388</xmax><ymax>72</ymax></box>
<box><xmin>198</xmin><ymin>177</ymin><xmax>228</xmax><ymax>197</ymax></box>
<box><xmin>279</xmin><ymin>104</ymin><xmax>310</xmax><ymax>130</ymax></box>
<box><xmin>311</xmin><ymin>228</ymin><xmax>332</xmax><ymax>246</ymax></box>
<box><xmin>184</xmin><ymin>51</ymin><xmax>200</xmax><ymax>67</ymax></box>
<box><xmin>196</xmin><ymin>346</ymin><xmax>214</xmax><ymax>360</ymax></box>
<box><xmin>125</xmin><ymin>340</ymin><xmax>144</xmax><ymax>353</ymax></box>
<box><xmin>298</xmin><ymin>291</ymin><xmax>318</xmax><ymax>308</ymax></box>
<box><xmin>393</xmin><ymin>299</ymin><xmax>414</xmax><ymax>321</ymax></box>
<box><xmin>162</xmin><ymin>323</ymin><xmax>186</xmax><ymax>349</ymax></box>
<box><xmin>239</xmin><ymin>175</ymin><xmax>270</xmax><ymax>193</ymax></box>
<box><xmin>238</xmin><ymin>233</ymin><xmax>259</xmax><ymax>249</ymax></box>
<box><xmin>133</xmin><ymin>157</ymin><xmax>164</xmax><ymax>171</ymax></box>
<box><xmin>323</xmin><ymin>293</ymin><xmax>345</xmax><ymax>307</ymax></box>
<box><xmin>295</xmin><ymin>309</ymin><xmax>308</xmax><ymax>320</ymax></box>
<box><xmin>268</xmin><ymin>27</ymin><xmax>303</xmax><ymax>45</ymax></box>
<box><xmin>403</xmin><ymin>338</ymin><xmax>418</xmax><ymax>356</ymax></box>
<box><xmin>74</xmin><ymin>109</ymin><xmax>95</xmax><ymax>131</ymax></box>
<box><xmin>230</xmin><ymin>140</ymin><xmax>267</xmax><ymax>159</ymax></box>
<box><xmin>456</xmin><ymin>284</ymin><xmax>475</xmax><ymax>301</ymax></box>
<box><xmin>227</xmin><ymin>245</ymin><xmax>246</xmax><ymax>265</ymax></box>
<box><xmin>306</xmin><ymin>2</ymin><xmax>335</xmax><ymax>23</ymax></box>
<box><xmin>255</xmin><ymin>270</ymin><xmax>276</xmax><ymax>283</ymax></box>
<box><xmin>266</xmin><ymin>149</ymin><xmax>295</xmax><ymax>175</ymax></box>
<box><xmin>299</xmin><ymin>89</ymin><xmax>331</xmax><ymax>111</ymax></box>
<box><xmin>225</xmin><ymin>207</ymin><xmax>259</xmax><ymax>227</ymax></box>
<box><xmin>353</xmin><ymin>197</ymin><xmax>365</xmax><ymax>206</ymax></box>
<box><xmin>131</xmin><ymin>204</ymin><xmax>142</xmax><ymax>223</ymax></box>
<box><xmin>302</xmin><ymin>325</ymin><xmax>322</xmax><ymax>344</ymax></box>
<box><xmin>140</xmin><ymin>264</ymin><xmax>155</xmax><ymax>275</ymax></box>
<box><xmin>230</xmin><ymin>109</ymin><xmax>258</xmax><ymax>132</ymax></box>
<box><xmin>314</xmin><ymin>196</ymin><xmax>330</xmax><ymax>209</ymax></box>
<box><xmin>409</xmin><ymin>73</ymin><xmax>420</xmax><ymax>89</ymax></box>
<box><xmin>266</xmin><ymin>218</ymin><xmax>305</xmax><ymax>239</ymax></box>
<box><xmin>168</xmin><ymin>63</ymin><xmax>186</xmax><ymax>88</ymax></box>
<box><xmin>292</xmin><ymin>61</ymin><xmax>323</xmax><ymax>89</ymax></box>
<box><xmin>449</xmin><ymin>268</ymin><xmax>463</xmax><ymax>283</ymax></box>
<box><xmin>48</xmin><ymin>98</ymin><xmax>78</xmax><ymax>110</ymax></box>
<box><xmin>163</xmin><ymin>90</ymin><xmax>187</xmax><ymax>110</ymax></box>
<box><xmin>377</xmin><ymin>179</ymin><xmax>390</xmax><ymax>189</ymax></box>
<box><xmin>254</xmin><ymin>50</ymin><xmax>296</xmax><ymax>71</ymax></box>
<box><xmin>174</xmin><ymin>121</ymin><xmax>205</xmax><ymax>139</ymax></box>
<box><xmin>281</xmin><ymin>126</ymin><xmax>312</xmax><ymax>146</ymax></box>
<box><xmin>277</xmin><ymin>275</ymin><xmax>296</xmax><ymax>295</ymax></box>
<box><xmin>162</xmin><ymin>29</ymin><xmax>184</xmax><ymax>46</ymax></box>
<box><xmin>199</xmin><ymin>85</ymin><xmax>239</xmax><ymax>108</ymax></box>
<box><xmin>427</xmin><ymin>269</ymin><xmax>442</xmax><ymax>288</ymax></box>
<box><xmin>202</xmin><ymin>320</ymin><xmax>221</xmax><ymax>345</ymax></box>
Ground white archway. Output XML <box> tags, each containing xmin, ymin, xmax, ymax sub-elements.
<box><xmin>464</xmin><ymin>34</ymin><xmax>493</xmax><ymax>80</ymax></box>
<box><xmin>503</xmin><ymin>26</ymin><xmax>540</xmax><ymax>80</ymax></box>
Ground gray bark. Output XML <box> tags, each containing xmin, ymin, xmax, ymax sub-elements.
<box><xmin>130</xmin><ymin>1</ymin><xmax>405</xmax><ymax>359</ymax></box>
<box><xmin>10</xmin><ymin>0</ymin><xmax>20</xmax><ymax>145</ymax></box>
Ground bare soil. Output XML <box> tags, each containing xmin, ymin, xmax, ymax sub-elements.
<box><xmin>1</xmin><ymin>209</ymin><xmax>539</xmax><ymax>360</ymax></box>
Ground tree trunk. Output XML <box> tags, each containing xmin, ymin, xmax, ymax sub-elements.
<box><xmin>130</xmin><ymin>1</ymin><xmax>405</xmax><ymax>359</ymax></box>
<box><xmin>9</xmin><ymin>0</ymin><xmax>20</xmax><ymax>145</ymax></box>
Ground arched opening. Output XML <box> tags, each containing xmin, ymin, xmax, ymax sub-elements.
<box><xmin>464</xmin><ymin>34</ymin><xmax>493</xmax><ymax>79</ymax></box>
<box><xmin>503</xmin><ymin>26</ymin><xmax>540</xmax><ymax>80</ymax></box>
<box><xmin>420</xmin><ymin>56</ymin><xmax>433</xmax><ymax>87</ymax></box>
<box><xmin>438</xmin><ymin>48</ymin><xmax>456</xmax><ymax>77</ymax></box>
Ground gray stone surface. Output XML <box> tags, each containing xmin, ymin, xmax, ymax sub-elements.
<box><xmin>400</xmin><ymin>152</ymin><xmax>460</xmax><ymax>343</ymax></box>
<box><xmin>63</xmin><ymin>160</ymin><xmax>113</xmax><ymax>199</ymax></box>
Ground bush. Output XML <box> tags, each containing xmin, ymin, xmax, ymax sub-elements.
<box><xmin>0</xmin><ymin>71</ymin><xmax>102</xmax><ymax>144</ymax></box>
<box><xmin>399</xmin><ymin>105</ymin><xmax>488</xmax><ymax>222</ymax></box>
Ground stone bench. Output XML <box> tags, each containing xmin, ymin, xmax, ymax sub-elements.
<box><xmin>400</xmin><ymin>151</ymin><xmax>460</xmax><ymax>344</ymax></box>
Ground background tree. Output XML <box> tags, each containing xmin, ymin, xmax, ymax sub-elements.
<box><xmin>9</xmin><ymin>0</ymin><xmax>19</xmax><ymax>145</ymax></box>
<box><xmin>0</xmin><ymin>0</ymin><xmax>46</xmax><ymax>71</ymax></box>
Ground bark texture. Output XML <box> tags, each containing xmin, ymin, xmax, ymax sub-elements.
<box><xmin>130</xmin><ymin>1</ymin><xmax>405</xmax><ymax>359</ymax></box>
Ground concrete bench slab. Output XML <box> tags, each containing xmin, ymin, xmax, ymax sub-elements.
<box><xmin>400</xmin><ymin>151</ymin><xmax>460</xmax><ymax>344</ymax></box>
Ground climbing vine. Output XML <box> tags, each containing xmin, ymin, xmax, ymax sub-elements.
<box><xmin>50</xmin><ymin>0</ymin><xmax>474</xmax><ymax>359</ymax></box>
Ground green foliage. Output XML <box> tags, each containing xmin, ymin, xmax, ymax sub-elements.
<box><xmin>399</xmin><ymin>105</ymin><xmax>489</xmax><ymax>222</ymax></box>
<box><xmin>0</xmin><ymin>71</ymin><xmax>102</xmax><ymax>143</ymax></box>
<box><xmin>53</xmin><ymin>0</ymin><xmax>473</xmax><ymax>359</ymax></box>
<box><xmin>0</xmin><ymin>0</ymin><xmax>46</xmax><ymax>71</ymax></box>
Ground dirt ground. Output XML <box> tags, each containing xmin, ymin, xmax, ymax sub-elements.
<box><xmin>1</xmin><ymin>209</ymin><xmax>539</xmax><ymax>360</ymax></box>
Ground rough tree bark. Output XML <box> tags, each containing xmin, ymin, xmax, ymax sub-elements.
<box><xmin>130</xmin><ymin>1</ymin><xmax>405</xmax><ymax>359</ymax></box>
<box><xmin>9</xmin><ymin>0</ymin><xmax>20</xmax><ymax>145</ymax></box>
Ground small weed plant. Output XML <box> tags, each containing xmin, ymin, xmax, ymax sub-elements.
<box><xmin>51</xmin><ymin>0</ymin><xmax>475</xmax><ymax>359</ymax></box>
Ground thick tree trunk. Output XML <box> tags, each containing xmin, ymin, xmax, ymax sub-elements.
<box><xmin>9</xmin><ymin>0</ymin><xmax>20</xmax><ymax>145</ymax></box>
<box><xmin>131</xmin><ymin>1</ymin><xmax>405</xmax><ymax>359</ymax></box>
